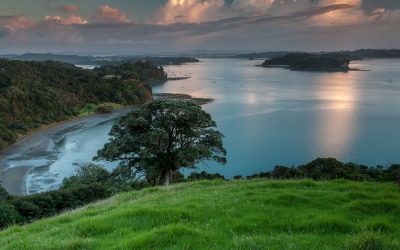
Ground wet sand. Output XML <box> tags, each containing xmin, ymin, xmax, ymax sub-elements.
<box><xmin>0</xmin><ymin>107</ymin><xmax>134</xmax><ymax>196</ymax></box>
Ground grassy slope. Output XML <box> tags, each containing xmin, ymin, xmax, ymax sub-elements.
<box><xmin>0</xmin><ymin>180</ymin><xmax>399</xmax><ymax>250</ymax></box>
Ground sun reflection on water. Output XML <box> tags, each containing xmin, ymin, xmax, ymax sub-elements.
<box><xmin>314</xmin><ymin>72</ymin><xmax>362</xmax><ymax>158</ymax></box>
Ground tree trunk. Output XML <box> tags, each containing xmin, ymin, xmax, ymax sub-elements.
<box><xmin>160</xmin><ymin>169</ymin><xmax>174</xmax><ymax>186</ymax></box>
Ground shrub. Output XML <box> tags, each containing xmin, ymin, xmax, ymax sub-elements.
<box><xmin>96</xmin><ymin>104</ymin><xmax>113</xmax><ymax>114</ymax></box>
<box><xmin>0</xmin><ymin>185</ymin><xmax>11</xmax><ymax>201</ymax></box>
<box><xmin>11</xmin><ymin>200</ymin><xmax>41</xmax><ymax>223</ymax></box>
<box><xmin>187</xmin><ymin>171</ymin><xmax>225</xmax><ymax>181</ymax></box>
<box><xmin>0</xmin><ymin>203</ymin><xmax>20</xmax><ymax>229</ymax></box>
<box><xmin>61</xmin><ymin>164</ymin><xmax>110</xmax><ymax>190</ymax></box>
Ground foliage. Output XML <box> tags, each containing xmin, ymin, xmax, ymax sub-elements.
<box><xmin>247</xmin><ymin>158</ymin><xmax>400</xmax><ymax>183</ymax></box>
<box><xmin>94</xmin><ymin>61</ymin><xmax>167</xmax><ymax>82</ymax></box>
<box><xmin>0</xmin><ymin>53</ymin><xmax>200</xmax><ymax>66</ymax></box>
<box><xmin>95</xmin><ymin>100</ymin><xmax>226</xmax><ymax>185</ymax></box>
<box><xmin>0</xmin><ymin>183</ymin><xmax>110</xmax><ymax>229</ymax></box>
<box><xmin>96</xmin><ymin>104</ymin><xmax>114</xmax><ymax>114</ymax></box>
<box><xmin>0</xmin><ymin>180</ymin><xmax>399</xmax><ymax>249</ymax></box>
<box><xmin>61</xmin><ymin>164</ymin><xmax>148</xmax><ymax>193</ymax></box>
<box><xmin>0</xmin><ymin>203</ymin><xmax>19</xmax><ymax>229</ymax></box>
<box><xmin>0</xmin><ymin>59</ymin><xmax>164</xmax><ymax>150</ymax></box>
<box><xmin>187</xmin><ymin>171</ymin><xmax>225</xmax><ymax>181</ymax></box>
<box><xmin>61</xmin><ymin>164</ymin><xmax>110</xmax><ymax>190</ymax></box>
<box><xmin>0</xmin><ymin>185</ymin><xmax>10</xmax><ymax>201</ymax></box>
<box><xmin>262</xmin><ymin>53</ymin><xmax>351</xmax><ymax>71</ymax></box>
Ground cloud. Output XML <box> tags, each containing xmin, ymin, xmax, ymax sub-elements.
<box><xmin>44</xmin><ymin>15</ymin><xmax>88</xmax><ymax>25</ymax></box>
<box><xmin>93</xmin><ymin>5</ymin><xmax>130</xmax><ymax>23</ymax></box>
<box><xmin>0</xmin><ymin>1</ymin><xmax>399</xmax><ymax>54</ymax></box>
<box><xmin>58</xmin><ymin>5</ymin><xmax>80</xmax><ymax>13</ymax></box>
<box><xmin>361</xmin><ymin>0</ymin><xmax>400</xmax><ymax>14</ymax></box>
<box><xmin>0</xmin><ymin>15</ymin><xmax>34</xmax><ymax>32</ymax></box>
<box><xmin>152</xmin><ymin>0</ymin><xmax>335</xmax><ymax>24</ymax></box>
<box><xmin>153</xmin><ymin>0</ymin><xmax>225</xmax><ymax>24</ymax></box>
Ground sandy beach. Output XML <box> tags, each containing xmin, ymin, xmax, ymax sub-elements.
<box><xmin>0</xmin><ymin>107</ymin><xmax>135</xmax><ymax>196</ymax></box>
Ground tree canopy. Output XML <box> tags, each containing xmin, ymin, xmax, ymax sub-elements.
<box><xmin>95</xmin><ymin>100</ymin><xmax>226</xmax><ymax>185</ymax></box>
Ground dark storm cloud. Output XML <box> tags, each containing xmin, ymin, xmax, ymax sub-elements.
<box><xmin>361</xmin><ymin>0</ymin><xmax>400</xmax><ymax>14</ymax></box>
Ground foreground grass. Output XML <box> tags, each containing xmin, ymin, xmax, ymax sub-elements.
<box><xmin>0</xmin><ymin>179</ymin><xmax>399</xmax><ymax>250</ymax></box>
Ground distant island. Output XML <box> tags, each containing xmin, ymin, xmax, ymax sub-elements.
<box><xmin>0</xmin><ymin>53</ymin><xmax>200</xmax><ymax>66</ymax></box>
<box><xmin>261</xmin><ymin>53</ymin><xmax>351</xmax><ymax>72</ymax></box>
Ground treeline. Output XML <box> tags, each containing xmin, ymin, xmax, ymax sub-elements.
<box><xmin>262</xmin><ymin>53</ymin><xmax>351</xmax><ymax>71</ymax></box>
<box><xmin>0</xmin><ymin>53</ymin><xmax>200</xmax><ymax>66</ymax></box>
<box><xmin>0</xmin><ymin>60</ymin><xmax>166</xmax><ymax>150</ymax></box>
<box><xmin>246</xmin><ymin>158</ymin><xmax>400</xmax><ymax>183</ymax></box>
<box><xmin>94</xmin><ymin>61</ymin><xmax>167</xmax><ymax>82</ymax></box>
<box><xmin>0</xmin><ymin>183</ymin><xmax>109</xmax><ymax>229</ymax></box>
<box><xmin>231</xmin><ymin>49</ymin><xmax>400</xmax><ymax>60</ymax></box>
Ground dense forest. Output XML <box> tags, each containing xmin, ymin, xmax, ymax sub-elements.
<box><xmin>0</xmin><ymin>60</ymin><xmax>167</xmax><ymax>150</ymax></box>
<box><xmin>262</xmin><ymin>53</ymin><xmax>351</xmax><ymax>71</ymax></box>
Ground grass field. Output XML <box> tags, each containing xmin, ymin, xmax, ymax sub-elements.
<box><xmin>0</xmin><ymin>179</ymin><xmax>399</xmax><ymax>250</ymax></box>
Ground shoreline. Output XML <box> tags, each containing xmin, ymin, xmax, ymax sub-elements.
<box><xmin>0</xmin><ymin>93</ymin><xmax>210</xmax><ymax>196</ymax></box>
<box><xmin>0</xmin><ymin>106</ymin><xmax>136</xmax><ymax>196</ymax></box>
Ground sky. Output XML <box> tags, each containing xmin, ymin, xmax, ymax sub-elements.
<box><xmin>0</xmin><ymin>0</ymin><xmax>399</xmax><ymax>54</ymax></box>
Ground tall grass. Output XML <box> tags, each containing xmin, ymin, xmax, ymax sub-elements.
<box><xmin>0</xmin><ymin>179</ymin><xmax>399</xmax><ymax>250</ymax></box>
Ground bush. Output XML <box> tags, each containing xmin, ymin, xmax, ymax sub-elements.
<box><xmin>11</xmin><ymin>200</ymin><xmax>41</xmax><ymax>223</ymax></box>
<box><xmin>61</xmin><ymin>164</ymin><xmax>110</xmax><ymax>190</ymax></box>
<box><xmin>0</xmin><ymin>203</ymin><xmax>20</xmax><ymax>229</ymax></box>
<box><xmin>0</xmin><ymin>186</ymin><xmax>10</xmax><ymax>201</ymax></box>
<box><xmin>187</xmin><ymin>171</ymin><xmax>225</xmax><ymax>181</ymax></box>
<box><xmin>5</xmin><ymin>183</ymin><xmax>110</xmax><ymax>226</ymax></box>
<box><xmin>96</xmin><ymin>104</ymin><xmax>113</xmax><ymax>114</ymax></box>
<box><xmin>246</xmin><ymin>158</ymin><xmax>400</xmax><ymax>183</ymax></box>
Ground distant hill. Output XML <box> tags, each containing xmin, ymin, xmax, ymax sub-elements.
<box><xmin>229</xmin><ymin>49</ymin><xmax>400</xmax><ymax>60</ymax></box>
<box><xmin>0</xmin><ymin>60</ymin><xmax>167</xmax><ymax>150</ymax></box>
<box><xmin>0</xmin><ymin>179</ymin><xmax>399</xmax><ymax>249</ymax></box>
<box><xmin>262</xmin><ymin>53</ymin><xmax>351</xmax><ymax>72</ymax></box>
<box><xmin>0</xmin><ymin>53</ymin><xmax>200</xmax><ymax>66</ymax></box>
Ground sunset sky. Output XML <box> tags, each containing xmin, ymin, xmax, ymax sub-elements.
<box><xmin>0</xmin><ymin>0</ymin><xmax>399</xmax><ymax>54</ymax></box>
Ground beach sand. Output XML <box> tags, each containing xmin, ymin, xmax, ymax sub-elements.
<box><xmin>0</xmin><ymin>106</ymin><xmax>134</xmax><ymax>196</ymax></box>
<box><xmin>0</xmin><ymin>166</ymin><xmax>31</xmax><ymax>195</ymax></box>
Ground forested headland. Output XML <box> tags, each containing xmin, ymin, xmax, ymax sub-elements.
<box><xmin>0</xmin><ymin>60</ymin><xmax>167</xmax><ymax>150</ymax></box>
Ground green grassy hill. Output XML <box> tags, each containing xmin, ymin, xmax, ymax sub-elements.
<box><xmin>0</xmin><ymin>180</ymin><xmax>399</xmax><ymax>250</ymax></box>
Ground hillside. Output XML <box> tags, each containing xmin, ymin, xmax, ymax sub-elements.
<box><xmin>0</xmin><ymin>60</ymin><xmax>166</xmax><ymax>150</ymax></box>
<box><xmin>230</xmin><ymin>49</ymin><xmax>400</xmax><ymax>60</ymax></box>
<box><xmin>0</xmin><ymin>53</ymin><xmax>200</xmax><ymax>66</ymax></box>
<box><xmin>0</xmin><ymin>179</ymin><xmax>399</xmax><ymax>249</ymax></box>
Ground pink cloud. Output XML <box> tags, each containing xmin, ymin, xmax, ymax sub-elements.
<box><xmin>94</xmin><ymin>5</ymin><xmax>130</xmax><ymax>23</ymax></box>
<box><xmin>0</xmin><ymin>15</ymin><xmax>35</xmax><ymax>32</ymax></box>
<box><xmin>60</xmin><ymin>5</ymin><xmax>80</xmax><ymax>13</ymax></box>
<box><xmin>44</xmin><ymin>15</ymin><xmax>88</xmax><ymax>25</ymax></box>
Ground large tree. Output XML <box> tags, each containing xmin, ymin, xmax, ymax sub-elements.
<box><xmin>94</xmin><ymin>100</ymin><xmax>226</xmax><ymax>185</ymax></box>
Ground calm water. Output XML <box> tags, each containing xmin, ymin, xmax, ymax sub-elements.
<box><xmin>153</xmin><ymin>59</ymin><xmax>400</xmax><ymax>177</ymax></box>
<box><xmin>5</xmin><ymin>58</ymin><xmax>400</xmax><ymax>193</ymax></box>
